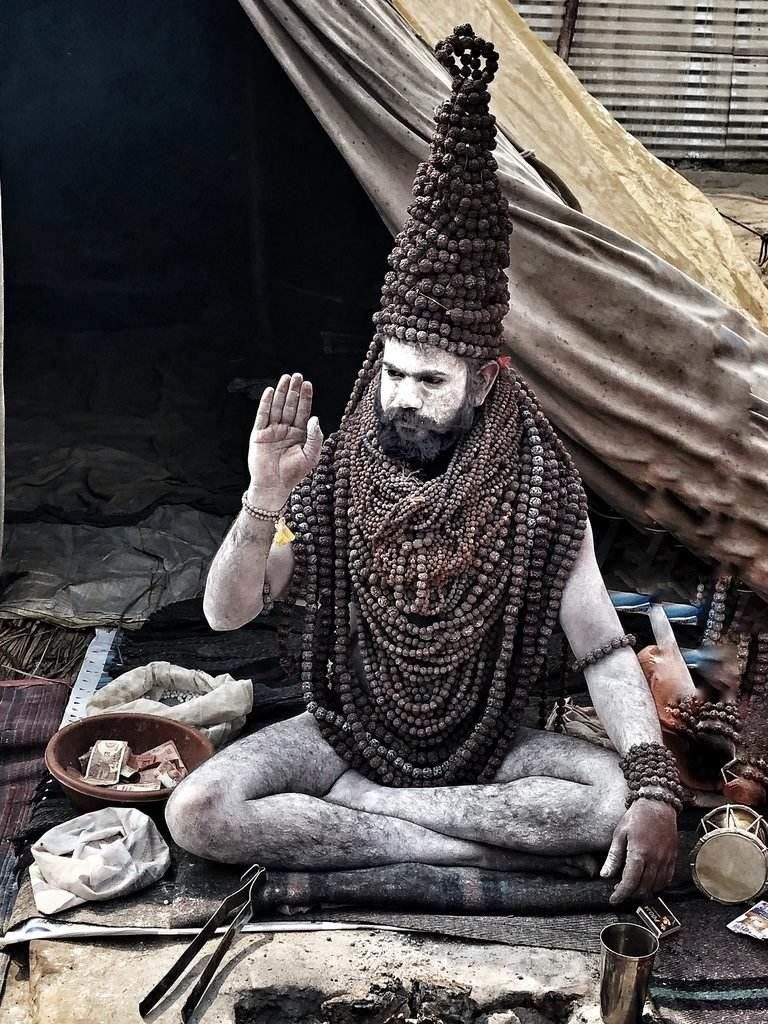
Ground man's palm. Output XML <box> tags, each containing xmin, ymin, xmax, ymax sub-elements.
<box><xmin>248</xmin><ymin>373</ymin><xmax>323</xmax><ymax>500</ymax></box>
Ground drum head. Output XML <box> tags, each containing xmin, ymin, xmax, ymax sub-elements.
<box><xmin>691</xmin><ymin>830</ymin><xmax>768</xmax><ymax>904</ymax></box>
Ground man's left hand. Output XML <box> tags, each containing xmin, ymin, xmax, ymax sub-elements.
<box><xmin>600</xmin><ymin>799</ymin><xmax>678</xmax><ymax>905</ymax></box>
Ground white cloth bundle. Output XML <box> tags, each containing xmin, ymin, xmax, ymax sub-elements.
<box><xmin>86</xmin><ymin>661</ymin><xmax>253</xmax><ymax>747</ymax></box>
<box><xmin>30</xmin><ymin>808</ymin><xmax>170</xmax><ymax>915</ymax></box>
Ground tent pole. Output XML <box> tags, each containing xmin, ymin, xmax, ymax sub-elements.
<box><xmin>555</xmin><ymin>0</ymin><xmax>580</xmax><ymax>64</ymax></box>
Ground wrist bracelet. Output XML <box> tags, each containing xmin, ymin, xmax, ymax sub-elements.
<box><xmin>242</xmin><ymin>491</ymin><xmax>285</xmax><ymax>521</ymax></box>
<box><xmin>629</xmin><ymin>787</ymin><xmax>684</xmax><ymax>813</ymax></box>
<box><xmin>619</xmin><ymin>741</ymin><xmax>683</xmax><ymax>814</ymax></box>
<box><xmin>241</xmin><ymin>492</ymin><xmax>295</xmax><ymax>546</ymax></box>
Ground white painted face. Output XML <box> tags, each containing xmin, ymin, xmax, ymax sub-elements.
<box><xmin>379</xmin><ymin>338</ymin><xmax>469</xmax><ymax>428</ymax></box>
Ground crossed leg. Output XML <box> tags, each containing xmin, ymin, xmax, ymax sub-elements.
<box><xmin>166</xmin><ymin>713</ymin><xmax>625</xmax><ymax>869</ymax></box>
<box><xmin>325</xmin><ymin>726</ymin><xmax>628</xmax><ymax>854</ymax></box>
<box><xmin>168</xmin><ymin>713</ymin><xmax>534</xmax><ymax>869</ymax></box>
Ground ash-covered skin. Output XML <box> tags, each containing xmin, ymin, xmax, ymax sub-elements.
<box><xmin>167</xmin><ymin>713</ymin><xmax>603</xmax><ymax>878</ymax></box>
<box><xmin>375</xmin><ymin>340</ymin><xmax>496</xmax><ymax>465</ymax></box>
<box><xmin>171</xmin><ymin>344</ymin><xmax>677</xmax><ymax>906</ymax></box>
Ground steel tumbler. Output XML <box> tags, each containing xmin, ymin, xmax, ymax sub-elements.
<box><xmin>599</xmin><ymin>923</ymin><xmax>658</xmax><ymax>1024</ymax></box>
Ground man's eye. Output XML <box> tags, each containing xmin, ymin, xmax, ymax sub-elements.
<box><xmin>423</xmin><ymin>378</ymin><xmax>443</xmax><ymax>386</ymax></box>
<box><xmin>386</xmin><ymin>369</ymin><xmax>404</xmax><ymax>380</ymax></box>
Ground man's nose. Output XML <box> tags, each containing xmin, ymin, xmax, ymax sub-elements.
<box><xmin>393</xmin><ymin>378</ymin><xmax>422</xmax><ymax>410</ymax></box>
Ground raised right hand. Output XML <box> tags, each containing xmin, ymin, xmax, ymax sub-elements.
<box><xmin>247</xmin><ymin>373</ymin><xmax>324</xmax><ymax>510</ymax></box>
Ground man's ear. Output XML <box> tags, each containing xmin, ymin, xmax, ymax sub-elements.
<box><xmin>471</xmin><ymin>360</ymin><xmax>500</xmax><ymax>406</ymax></box>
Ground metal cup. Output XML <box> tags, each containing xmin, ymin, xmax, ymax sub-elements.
<box><xmin>599</xmin><ymin>923</ymin><xmax>659</xmax><ymax>1024</ymax></box>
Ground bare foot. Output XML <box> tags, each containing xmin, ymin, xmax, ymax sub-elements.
<box><xmin>324</xmin><ymin>769</ymin><xmax>375</xmax><ymax>811</ymax></box>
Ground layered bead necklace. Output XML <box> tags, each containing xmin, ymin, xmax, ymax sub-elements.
<box><xmin>288</xmin><ymin>352</ymin><xmax>588</xmax><ymax>786</ymax></box>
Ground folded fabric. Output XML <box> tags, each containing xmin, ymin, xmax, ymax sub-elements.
<box><xmin>86</xmin><ymin>661</ymin><xmax>253</xmax><ymax>747</ymax></box>
<box><xmin>30</xmin><ymin>807</ymin><xmax>170</xmax><ymax>915</ymax></box>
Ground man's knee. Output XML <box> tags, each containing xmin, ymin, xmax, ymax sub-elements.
<box><xmin>165</xmin><ymin>776</ymin><xmax>235</xmax><ymax>859</ymax></box>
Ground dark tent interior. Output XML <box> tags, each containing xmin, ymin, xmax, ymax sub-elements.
<box><xmin>0</xmin><ymin>0</ymin><xmax>391</xmax><ymax>624</ymax></box>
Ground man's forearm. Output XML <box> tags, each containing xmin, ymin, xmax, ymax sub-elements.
<box><xmin>585</xmin><ymin>649</ymin><xmax>663</xmax><ymax>756</ymax></box>
<box><xmin>203</xmin><ymin>511</ymin><xmax>274</xmax><ymax>630</ymax></box>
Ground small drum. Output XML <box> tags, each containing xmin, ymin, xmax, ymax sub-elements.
<box><xmin>690</xmin><ymin>804</ymin><xmax>768</xmax><ymax>904</ymax></box>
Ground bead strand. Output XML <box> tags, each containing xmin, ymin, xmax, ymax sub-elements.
<box><xmin>572</xmin><ymin>634</ymin><xmax>636</xmax><ymax>672</ymax></box>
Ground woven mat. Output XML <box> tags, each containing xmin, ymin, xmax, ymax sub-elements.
<box><xmin>649</xmin><ymin>895</ymin><xmax>768</xmax><ymax>1024</ymax></box>
<box><xmin>0</xmin><ymin>680</ymin><xmax>69</xmax><ymax>925</ymax></box>
<box><xmin>8</xmin><ymin>834</ymin><xmax>618</xmax><ymax>952</ymax></box>
<box><xmin>0</xmin><ymin>678</ymin><xmax>69</xmax><ymax>994</ymax></box>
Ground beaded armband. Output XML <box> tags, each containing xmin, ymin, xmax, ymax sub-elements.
<box><xmin>572</xmin><ymin>633</ymin><xmax>635</xmax><ymax>672</ymax></box>
<box><xmin>619</xmin><ymin>742</ymin><xmax>684</xmax><ymax>814</ymax></box>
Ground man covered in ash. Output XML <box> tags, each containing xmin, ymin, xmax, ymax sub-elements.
<box><xmin>168</xmin><ymin>25</ymin><xmax>680</xmax><ymax>904</ymax></box>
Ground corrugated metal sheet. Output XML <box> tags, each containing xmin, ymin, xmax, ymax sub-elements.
<box><xmin>514</xmin><ymin>1</ymin><xmax>562</xmax><ymax>45</ymax></box>
<box><xmin>514</xmin><ymin>1</ymin><xmax>768</xmax><ymax>160</ymax></box>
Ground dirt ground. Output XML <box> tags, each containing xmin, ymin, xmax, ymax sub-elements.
<box><xmin>0</xmin><ymin>929</ymin><xmax>612</xmax><ymax>1024</ymax></box>
<box><xmin>680</xmin><ymin>168</ymin><xmax>768</xmax><ymax>285</ymax></box>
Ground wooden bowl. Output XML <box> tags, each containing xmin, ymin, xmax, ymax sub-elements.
<box><xmin>45</xmin><ymin>713</ymin><xmax>215</xmax><ymax>812</ymax></box>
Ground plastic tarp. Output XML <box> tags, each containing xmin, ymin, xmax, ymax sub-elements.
<box><xmin>0</xmin><ymin>507</ymin><xmax>229</xmax><ymax>628</ymax></box>
<box><xmin>238</xmin><ymin>0</ymin><xmax>768</xmax><ymax>594</ymax></box>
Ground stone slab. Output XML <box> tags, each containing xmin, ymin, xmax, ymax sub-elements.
<box><xmin>0</xmin><ymin>955</ymin><xmax>32</xmax><ymax>1024</ymax></box>
<box><xmin>17</xmin><ymin>930</ymin><xmax>612</xmax><ymax>1024</ymax></box>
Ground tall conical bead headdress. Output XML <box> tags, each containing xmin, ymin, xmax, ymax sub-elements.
<box><xmin>372</xmin><ymin>24</ymin><xmax>511</xmax><ymax>362</ymax></box>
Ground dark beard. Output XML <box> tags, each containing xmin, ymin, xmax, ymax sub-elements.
<box><xmin>374</xmin><ymin>390</ymin><xmax>476</xmax><ymax>467</ymax></box>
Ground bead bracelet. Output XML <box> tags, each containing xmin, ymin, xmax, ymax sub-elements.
<box><xmin>241</xmin><ymin>492</ymin><xmax>295</xmax><ymax>546</ymax></box>
<box><xmin>572</xmin><ymin>633</ymin><xmax>636</xmax><ymax>672</ymax></box>
<box><xmin>241</xmin><ymin>491</ymin><xmax>285</xmax><ymax>521</ymax></box>
<box><xmin>619</xmin><ymin>742</ymin><xmax>683</xmax><ymax>813</ymax></box>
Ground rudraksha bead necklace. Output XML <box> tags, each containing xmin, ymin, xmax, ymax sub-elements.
<box><xmin>665</xmin><ymin>695</ymin><xmax>742</xmax><ymax>744</ymax></box>
<box><xmin>288</xmin><ymin>363</ymin><xmax>587</xmax><ymax>786</ymax></box>
<box><xmin>702</xmin><ymin>575</ymin><xmax>731</xmax><ymax>646</ymax></box>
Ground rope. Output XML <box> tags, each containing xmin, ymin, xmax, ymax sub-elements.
<box><xmin>718</xmin><ymin>210</ymin><xmax>768</xmax><ymax>266</ymax></box>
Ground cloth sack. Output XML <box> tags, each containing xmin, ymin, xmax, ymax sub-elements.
<box><xmin>545</xmin><ymin>698</ymin><xmax>614</xmax><ymax>750</ymax></box>
<box><xmin>86</xmin><ymin>661</ymin><xmax>253</xmax><ymax>747</ymax></box>
<box><xmin>29</xmin><ymin>807</ymin><xmax>170</xmax><ymax>915</ymax></box>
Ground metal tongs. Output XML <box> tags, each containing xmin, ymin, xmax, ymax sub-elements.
<box><xmin>139</xmin><ymin>864</ymin><xmax>267</xmax><ymax>1023</ymax></box>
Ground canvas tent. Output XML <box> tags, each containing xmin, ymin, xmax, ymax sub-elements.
<box><xmin>1</xmin><ymin>0</ymin><xmax>767</xmax><ymax>630</ymax></box>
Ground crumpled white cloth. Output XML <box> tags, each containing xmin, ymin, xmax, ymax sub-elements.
<box><xmin>86</xmin><ymin>661</ymin><xmax>253</xmax><ymax>747</ymax></box>
<box><xmin>29</xmin><ymin>808</ymin><xmax>170</xmax><ymax>916</ymax></box>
